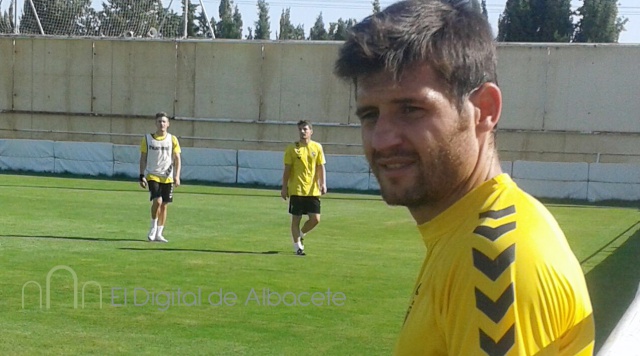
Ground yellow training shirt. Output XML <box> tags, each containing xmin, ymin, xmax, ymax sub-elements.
<box><xmin>395</xmin><ymin>174</ymin><xmax>594</xmax><ymax>356</ymax></box>
<box><xmin>283</xmin><ymin>140</ymin><xmax>326</xmax><ymax>197</ymax></box>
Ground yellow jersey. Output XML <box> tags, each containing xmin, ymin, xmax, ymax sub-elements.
<box><xmin>283</xmin><ymin>140</ymin><xmax>326</xmax><ymax>197</ymax></box>
<box><xmin>396</xmin><ymin>174</ymin><xmax>594</xmax><ymax>356</ymax></box>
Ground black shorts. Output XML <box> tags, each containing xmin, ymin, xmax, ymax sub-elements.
<box><xmin>148</xmin><ymin>181</ymin><xmax>174</xmax><ymax>203</ymax></box>
<box><xmin>289</xmin><ymin>195</ymin><xmax>321</xmax><ymax>216</ymax></box>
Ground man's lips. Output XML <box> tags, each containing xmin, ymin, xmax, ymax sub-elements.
<box><xmin>374</xmin><ymin>157</ymin><xmax>417</xmax><ymax>172</ymax></box>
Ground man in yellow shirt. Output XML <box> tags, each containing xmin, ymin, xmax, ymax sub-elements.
<box><xmin>139</xmin><ymin>112</ymin><xmax>181</xmax><ymax>243</ymax></box>
<box><xmin>281</xmin><ymin>120</ymin><xmax>327</xmax><ymax>256</ymax></box>
<box><xmin>334</xmin><ymin>0</ymin><xmax>594</xmax><ymax>354</ymax></box>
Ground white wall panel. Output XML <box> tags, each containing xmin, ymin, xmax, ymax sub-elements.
<box><xmin>238</xmin><ymin>150</ymin><xmax>282</xmax><ymax>169</ymax></box>
<box><xmin>515</xmin><ymin>179</ymin><xmax>588</xmax><ymax>200</ymax></box>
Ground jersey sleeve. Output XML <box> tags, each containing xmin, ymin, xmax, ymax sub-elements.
<box><xmin>317</xmin><ymin>143</ymin><xmax>326</xmax><ymax>165</ymax></box>
<box><xmin>172</xmin><ymin>135</ymin><xmax>181</xmax><ymax>154</ymax></box>
<box><xmin>283</xmin><ymin>145</ymin><xmax>294</xmax><ymax>165</ymax></box>
<box><xmin>140</xmin><ymin>136</ymin><xmax>147</xmax><ymax>153</ymax></box>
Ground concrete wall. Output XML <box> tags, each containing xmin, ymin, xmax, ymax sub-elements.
<box><xmin>1</xmin><ymin>38</ymin><xmax>639</xmax><ymax>161</ymax></box>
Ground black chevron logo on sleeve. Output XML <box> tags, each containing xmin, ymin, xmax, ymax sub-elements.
<box><xmin>474</xmin><ymin>222</ymin><xmax>517</xmax><ymax>242</ymax></box>
<box><xmin>479</xmin><ymin>325</ymin><xmax>515</xmax><ymax>356</ymax></box>
<box><xmin>472</xmin><ymin>244</ymin><xmax>516</xmax><ymax>281</ymax></box>
<box><xmin>479</xmin><ymin>205</ymin><xmax>516</xmax><ymax>220</ymax></box>
<box><xmin>475</xmin><ymin>284</ymin><xmax>515</xmax><ymax>323</ymax></box>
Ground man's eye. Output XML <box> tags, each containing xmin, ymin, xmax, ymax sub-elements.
<box><xmin>401</xmin><ymin>105</ymin><xmax>420</xmax><ymax>114</ymax></box>
<box><xmin>358</xmin><ymin>112</ymin><xmax>378</xmax><ymax>122</ymax></box>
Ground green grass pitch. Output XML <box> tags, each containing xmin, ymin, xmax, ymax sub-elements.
<box><xmin>0</xmin><ymin>173</ymin><xmax>638</xmax><ymax>354</ymax></box>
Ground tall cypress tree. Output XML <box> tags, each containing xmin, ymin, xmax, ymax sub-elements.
<box><xmin>498</xmin><ymin>0</ymin><xmax>573</xmax><ymax>42</ymax></box>
<box><xmin>0</xmin><ymin>2</ymin><xmax>14</xmax><ymax>34</ymax></box>
<box><xmin>216</xmin><ymin>0</ymin><xmax>241</xmax><ymax>39</ymax></box>
<box><xmin>328</xmin><ymin>18</ymin><xmax>356</xmax><ymax>41</ymax></box>
<box><xmin>574</xmin><ymin>0</ymin><xmax>627</xmax><ymax>43</ymax></box>
<box><xmin>309</xmin><ymin>12</ymin><xmax>327</xmax><ymax>40</ymax></box>
<box><xmin>254</xmin><ymin>0</ymin><xmax>270</xmax><ymax>40</ymax></box>
<box><xmin>278</xmin><ymin>8</ymin><xmax>294</xmax><ymax>40</ymax></box>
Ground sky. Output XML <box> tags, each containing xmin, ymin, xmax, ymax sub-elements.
<box><xmin>220</xmin><ymin>0</ymin><xmax>640</xmax><ymax>43</ymax></box>
<box><xmin>2</xmin><ymin>0</ymin><xmax>638</xmax><ymax>43</ymax></box>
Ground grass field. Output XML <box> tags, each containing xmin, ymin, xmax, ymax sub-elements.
<box><xmin>1</xmin><ymin>173</ymin><xmax>639</xmax><ymax>355</ymax></box>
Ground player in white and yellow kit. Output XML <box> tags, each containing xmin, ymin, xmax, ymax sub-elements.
<box><xmin>139</xmin><ymin>112</ymin><xmax>181</xmax><ymax>242</ymax></box>
<box><xmin>334</xmin><ymin>0</ymin><xmax>594</xmax><ymax>354</ymax></box>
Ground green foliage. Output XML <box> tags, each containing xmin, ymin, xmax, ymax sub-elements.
<box><xmin>574</xmin><ymin>0</ymin><xmax>627</xmax><ymax>43</ymax></box>
<box><xmin>0</xmin><ymin>1</ymin><xmax>15</xmax><ymax>33</ymax></box>
<box><xmin>94</xmin><ymin>0</ymin><xmax>164</xmax><ymax>37</ymax></box>
<box><xmin>498</xmin><ymin>0</ymin><xmax>573</xmax><ymax>42</ymax></box>
<box><xmin>254</xmin><ymin>0</ymin><xmax>270</xmax><ymax>40</ymax></box>
<box><xmin>276</xmin><ymin>8</ymin><xmax>304</xmax><ymax>40</ymax></box>
<box><xmin>216</xmin><ymin>0</ymin><xmax>242</xmax><ymax>39</ymax></box>
<box><xmin>481</xmin><ymin>0</ymin><xmax>488</xmax><ymax>19</ymax></box>
<box><xmin>194</xmin><ymin>9</ymin><xmax>214</xmax><ymax>38</ymax></box>
<box><xmin>19</xmin><ymin>0</ymin><xmax>92</xmax><ymax>35</ymax></box>
<box><xmin>309</xmin><ymin>12</ymin><xmax>327</xmax><ymax>41</ymax></box>
<box><xmin>328</xmin><ymin>18</ymin><xmax>357</xmax><ymax>41</ymax></box>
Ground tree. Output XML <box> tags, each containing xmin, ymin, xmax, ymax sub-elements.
<box><xmin>158</xmin><ymin>9</ymin><xmax>184</xmax><ymax>38</ymax></box>
<box><xmin>0</xmin><ymin>1</ymin><xmax>15</xmax><ymax>34</ymax></box>
<box><xmin>328</xmin><ymin>18</ymin><xmax>356</xmax><ymax>41</ymax></box>
<box><xmin>232</xmin><ymin>5</ymin><xmax>243</xmax><ymax>37</ymax></box>
<box><xmin>183</xmin><ymin>0</ymin><xmax>199</xmax><ymax>38</ymax></box>
<box><xmin>278</xmin><ymin>8</ymin><xmax>294</xmax><ymax>39</ymax></box>
<box><xmin>292</xmin><ymin>24</ymin><xmax>305</xmax><ymax>40</ymax></box>
<box><xmin>278</xmin><ymin>8</ymin><xmax>305</xmax><ymax>40</ymax></box>
<box><xmin>93</xmin><ymin>0</ymin><xmax>164</xmax><ymax>37</ymax></box>
<box><xmin>254</xmin><ymin>0</ymin><xmax>270</xmax><ymax>40</ymax></box>
<box><xmin>498</xmin><ymin>0</ymin><xmax>573</xmax><ymax>42</ymax></box>
<box><xmin>246</xmin><ymin>26</ymin><xmax>253</xmax><ymax>39</ymax></box>
<box><xmin>574</xmin><ymin>0</ymin><xmax>627</xmax><ymax>43</ymax></box>
<box><xmin>309</xmin><ymin>12</ymin><xmax>328</xmax><ymax>40</ymax></box>
<box><xmin>481</xmin><ymin>0</ymin><xmax>489</xmax><ymax>19</ymax></box>
<box><xmin>372</xmin><ymin>0</ymin><xmax>381</xmax><ymax>14</ymax></box>
<box><xmin>216</xmin><ymin>0</ymin><xmax>242</xmax><ymax>39</ymax></box>
<box><xmin>20</xmin><ymin>0</ymin><xmax>92</xmax><ymax>35</ymax></box>
<box><xmin>195</xmin><ymin>9</ymin><xmax>215</xmax><ymax>38</ymax></box>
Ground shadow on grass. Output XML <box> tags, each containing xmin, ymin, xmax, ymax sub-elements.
<box><xmin>119</xmin><ymin>247</ymin><xmax>280</xmax><ymax>255</ymax></box>
<box><xmin>585</xmin><ymin>226</ymin><xmax>640</xmax><ymax>353</ymax></box>
<box><xmin>0</xmin><ymin>234</ymin><xmax>142</xmax><ymax>243</ymax></box>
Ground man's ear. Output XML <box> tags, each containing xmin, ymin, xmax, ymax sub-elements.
<box><xmin>469</xmin><ymin>82</ymin><xmax>502</xmax><ymax>134</ymax></box>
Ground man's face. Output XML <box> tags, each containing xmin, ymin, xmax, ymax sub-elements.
<box><xmin>298</xmin><ymin>124</ymin><xmax>312</xmax><ymax>140</ymax></box>
<box><xmin>356</xmin><ymin>63</ymin><xmax>479</xmax><ymax>209</ymax></box>
<box><xmin>156</xmin><ymin>117</ymin><xmax>170</xmax><ymax>133</ymax></box>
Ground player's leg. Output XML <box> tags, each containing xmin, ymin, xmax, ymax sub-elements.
<box><xmin>300</xmin><ymin>197</ymin><xmax>321</xmax><ymax>243</ymax></box>
<box><xmin>147</xmin><ymin>181</ymin><xmax>163</xmax><ymax>241</ymax></box>
<box><xmin>290</xmin><ymin>215</ymin><xmax>303</xmax><ymax>251</ymax></box>
<box><xmin>288</xmin><ymin>196</ymin><xmax>305</xmax><ymax>255</ymax></box>
<box><xmin>301</xmin><ymin>213</ymin><xmax>320</xmax><ymax>235</ymax></box>
<box><xmin>155</xmin><ymin>183</ymin><xmax>173</xmax><ymax>243</ymax></box>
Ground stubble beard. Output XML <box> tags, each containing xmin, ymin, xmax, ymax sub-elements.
<box><xmin>372</xmin><ymin>121</ymin><xmax>471</xmax><ymax>209</ymax></box>
<box><xmin>373</xmin><ymin>152</ymin><xmax>453</xmax><ymax>209</ymax></box>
